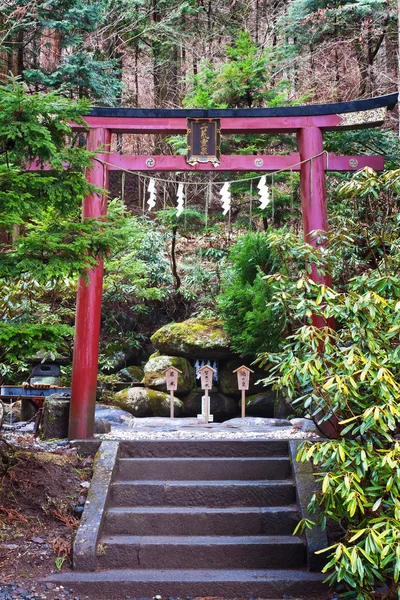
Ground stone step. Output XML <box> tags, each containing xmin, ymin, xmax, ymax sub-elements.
<box><xmin>104</xmin><ymin>505</ymin><xmax>300</xmax><ymax>536</ymax></box>
<box><xmin>110</xmin><ymin>479</ymin><xmax>296</xmax><ymax>507</ymax></box>
<box><xmin>120</xmin><ymin>439</ymin><xmax>289</xmax><ymax>458</ymax></box>
<box><xmin>117</xmin><ymin>456</ymin><xmax>291</xmax><ymax>481</ymax></box>
<box><xmin>97</xmin><ymin>535</ymin><xmax>307</xmax><ymax>570</ymax></box>
<box><xmin>44</xmin><ymin>568</ymin><xmax>327</xmax><ymax>599</ymax></box>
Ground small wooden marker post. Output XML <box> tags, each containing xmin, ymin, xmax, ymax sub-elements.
<box><xmin>197</xmin><ymin>364</ymin><xmax>217</xmax><ymax>423</ymax></box>
<box><xmin>164</xmin><ymin>366</ymin><xmax>182</xmax><ymax>418</ymax></box>
<box><xmin>233</xmin><ymin>366</ymin><xmax>254</xmax><ymax>418</ymax></box>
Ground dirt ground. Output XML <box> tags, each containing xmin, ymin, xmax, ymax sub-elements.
<box><xmin>0</xmin><ymin>434</ymin><xmax>93</xmax><ymax>599</ymax></box>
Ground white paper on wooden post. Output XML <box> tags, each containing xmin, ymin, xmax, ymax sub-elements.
<box><xmin>197</xmin><ymin>394</ymin><xmax>214</xmax><ymax>422</ymax></box>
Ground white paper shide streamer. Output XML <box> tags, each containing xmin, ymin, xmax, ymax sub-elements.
<box><xmin>257</xmin><ymin>175</ymin><xmax>270</xmax><ymax>210</ymax></box>
<box><xmin>219</xmin><ymin>182</ymin><xmax>231</xmax><ymax>215</ymax></box>
<box><xmin>147</xmin><ymin>178</ymin><xmax>157</xmax><ymax>211</ymax></box>
<box><xmin>176</xmin><ymin>183</ymin><xmax>185</xmax><ymax>217</ymax></box>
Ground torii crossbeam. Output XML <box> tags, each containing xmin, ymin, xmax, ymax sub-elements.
<box><xmin>32</xmin><ymin>93</ymin><xmax>399</xmax><ymax>439</ymax></box>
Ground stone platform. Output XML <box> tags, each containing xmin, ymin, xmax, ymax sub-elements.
<box><xmin>96</xmin><ymin>415</ymin><xmax>322</xmax><ymax>441</ymax></box>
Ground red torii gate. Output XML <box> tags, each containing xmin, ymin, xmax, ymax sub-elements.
<box><xmin>60</xmin><ymin>93</ymin><xmax>396</xmax><ymax>440</ymax></box>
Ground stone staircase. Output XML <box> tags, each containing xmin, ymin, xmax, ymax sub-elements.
<box><xmin>48</xmin><ymin>440</ymin><xmax>327</xmax><ymax>598</ymax></box>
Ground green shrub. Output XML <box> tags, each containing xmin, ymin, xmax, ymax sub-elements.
<box><xmin>218</xmin><ymin>231</ymin><xmax>284</xmax><ymax>356</ymax></box>
<box><xmin>259</xmin><ymin>169</ymin><xmax>400</xmax><ymax>599</ymax></box>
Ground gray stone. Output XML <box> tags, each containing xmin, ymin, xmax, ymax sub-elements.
<box><xmin>95</xmin><ymin>404</ymin><xmax>133</xmax><ymax>427</ymax></box>
<box><xmin>245</xmin><ymin>391</ymin><xmax>275</xmax><ymax>418</ymax></box>
<box><xmin>151</xmin><ymin>317</ymin><xmax>231</xmax><ymax>360</ymax></box>
<box><xmin>93</xmin><ymin>418</ymin><xmax>111</xmax><ymax>434</ymax></box>
<box><xmin>182</xmin><ymin>391</ymin><xmax>239</xmax><ymax>422</ymax></box>
<box><xmin>291</xmin><ymin>418</ymin><xmax>319</xmax><ymax>434</ymax></box>
<box><xmin>21</xmin><ymin>397</ymin><xmax>37</xmax><ymax>420</ymax></box>
<box><xmin>274</xmin><ymin>394</ymin><xmax>293</xmax><ymax>419</ymax></box>
<box><xmin>114</xmin><ymin>387</ymin><xmax>183</xmax><ymax>417</ymax></box>
<box><xmin>42</xmin><ymin>394</ymin><xmax>70</xmax><ymax>439</ymax></box>
<box><xmin>143</xmin><ymin>355</ymin><xmax>194</xmax><ymax>395</ymax></box>
<box><xmin>118</xmin><ymin>365</ymin><xmax>144</xmax><ymax>383</ymax></box>
<box><xmin>222</xmin><ymin>417</ymin><xmax>292</xmax><ymax>428</ymax></box>
<box><xmin>289</xmin><ymin>440</ymin><xmax>328</xmax><ymax>571</ymax></box>
<box><xmin>127</xmin><ymin>417</ymin><xmax>200</xmax><ymax>429</ymax></box>
<box><xmin>73</xmin><ymin>441</ymin><xmax>119</xmax><ymax>571</ymax></box>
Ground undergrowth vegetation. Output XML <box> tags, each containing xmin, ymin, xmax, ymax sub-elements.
<box><xmin>258</xmin><ymin>169</ymin><xmax>400</xmax><ymax>599</ymax></box>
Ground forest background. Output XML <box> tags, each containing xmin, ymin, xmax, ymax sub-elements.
<box><xmin>2</xmin><ymin>0</ymin><xmax>399</xmax><ymax>376</ymax></box>
<box><xmin>2</xmin><ymin>1</ymin><xmax>400</xmax><ymax>597</ymax></box>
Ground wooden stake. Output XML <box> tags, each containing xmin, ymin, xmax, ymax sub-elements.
<box><xmin>170</xmin><ymin>389</ymin><xmax>174</xmax><ymax>419</ymax></box>
<box><xmin>241</xmin><ymin>389</ymin><xmax>246</xmax><ymax>418</ymax></box>
<box><xmin>205</xmin><ymin>389</ymin><xmax>209</xmax><ymax>424</ymax></box>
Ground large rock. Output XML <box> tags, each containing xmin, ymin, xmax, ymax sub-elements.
<box><xmin>93</xmin><ymin>418</ymin><xmax>111</xmax><ymax>434</ymax></box>
<box><xmin>245</xmin><ymin>390</ymin><xmax>276</xmax><ymax>418</ymax></box>
<box><xmin>219</xmin><ymin>359</ymin><xmax>268</xmax><ymax>397</ymax></box>
<box><xmin>118</xmin><ymin>365</ymin><xmax>144</xmax><ymax>383</ymax></box>
<box><xmin>182</xmin><ymin>391</ymin><xmax>239</xmax><ymax>422</ymax></box>
<box><xmin>42</xmin><ymin>394</ymin><xmax>70</xmax><ymax>439</ymax></box>
<box><xmin>223</xmin><ymin>417</ymin><xmax>292</xmax><ymax>428</ymax></box>
<box><xmin>143</xmin><ymin>355</ymin><xmax>194</xmax><ymax>395</ymax></box>
<box><xmin>291</xmin><ymin>417</ymin><xmax>320</xmax><ymax>434</ymax></box>
<box><xmin>274</xmin><ymin>393</ymin><xmax>293</xmax><ymax>419</ymax></box>
<box><xmin>95</xmin><ymin>404</ymin><xmax>133</xmax><ymax>427</ymax></box>
<box><xmin>114</xmin><ymin>387</ymin><xmax>183</xmax><ymax>417</ymax></box>
<box><xmin>151</xmin><ymin>318</ymin><xmax>231</xmax><ymax>360</ymax></box>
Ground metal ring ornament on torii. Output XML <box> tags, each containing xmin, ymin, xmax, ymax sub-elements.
<box><xmin>27</xmin><ymin>93</ymin><xmax>399</xmax><ymax>440</ymax></box>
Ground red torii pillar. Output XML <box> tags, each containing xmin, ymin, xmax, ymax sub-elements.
<box><xmin>69</xmin><ymin>128</ymin><xmax>110</xmax><ymax>440</ymax></box>
<box><xmin>297</xmin><ymin>127</ymin><xmax>333</xmax><ymax>328</ymax></box>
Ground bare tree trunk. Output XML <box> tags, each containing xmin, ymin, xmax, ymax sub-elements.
<box><xmin>40</xmin><ymin>29</ymin><xmax>61</xmax><ymax>71</ymax></box>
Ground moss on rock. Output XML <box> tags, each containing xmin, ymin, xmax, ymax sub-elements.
<box><xmin>151</xmin><ymin>318</ymin><xmax>231</xmax><ymax>360</ymax></box>
<box><xmin>143</xmin><ymin>355</ymin><xmax>194</xmax><ymax>395</ymax></box>
<box><xmin>114</xmin><ymin>386</ymin><xmax>182</xmax><ymax>417</ymax></box>
<box><xmin>147</xmin><ymin>389</ymin><xmax>183</xmax><ymax>417</ymax></box>
<box><xmin>114</xmin><ymin>387</ymin><xmax>152</xmax><ymax>417</ymax></box>
<box><xmin>124</xmin><ymin>365</ymin><xmax>144</xmax><ymax>382</ymax></box>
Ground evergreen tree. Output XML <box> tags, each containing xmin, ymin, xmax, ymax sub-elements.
<box><xmin>0</xmin><ymin>0</ymin><xmax>122</xmax><ymax>104</ymax></box>
<box><xmin>0</xmin><ymin>79</ymin><xmax>120</xmax><ymax>380</ymax></box>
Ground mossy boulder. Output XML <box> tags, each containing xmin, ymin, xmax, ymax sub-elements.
<box><xmin>151</xmin><ymin>318</ymin><xmax>231</xmax><ymax>360</ymax></box>
<box><xmin>114</xmin><ymin>387</ymin><xmax>183</xmax><ymax>417</ymax></box>
<box><xmin>219</xmin><ymin>359</ymin><xmax>268</xmax><ymax>397</ymax></box>
<box><xmin>143</xmin><ymin>355</ymin><xmax>194</xmax><ymax>395</ymax></box>
<box><xmin>125</xmin><ymin>365</ymin><xmax>144</xmax><ymax>382</ymax></box>
<box><xmin>182</xmin><ymin>390</ymin><xmax>239</xmax><ymax>422</ymax></box>
<box><xmin>42</xmin><ymin>395</ymin><xmax>70</xmax><ymax>439</ymax></box>
<box><xmin>114</xmin><ymin>387</ymin><xmax>152</xmax><ymax>417</ymax></box>
<box><xmin>244</xmin><ymin>390</ymin><xmax>276</xmax><ymax>418</ymax></box>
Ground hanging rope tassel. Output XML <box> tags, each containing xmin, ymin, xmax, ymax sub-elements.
<box><xmin>184</xmin><ymin>186</ymin><xmax>187</xmax><ymax>230</ymax></box>
<box><xmin>257</xmin><ymin>175</ymin><xmax>270</xmax><ymax>209</ymax></box>
<box><xmin>147</xmin><ymin>178</ymin><xmax>157</xmax><ymax>211</ymax></box>
<box><xmin>219</xmin><ymin>182</ymin><xmax>231</xmax><ymax>215</ymax></box>
<box><xmin>176</xmin><ymin>183</ymin><xmax>184</xmax><ymax>217</ymax></box>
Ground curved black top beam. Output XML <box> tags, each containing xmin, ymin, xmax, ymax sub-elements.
<box><xmin>87</xmin><ymin>93</ymin><xmax>398</xmax><ymax>119</ymax></box>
